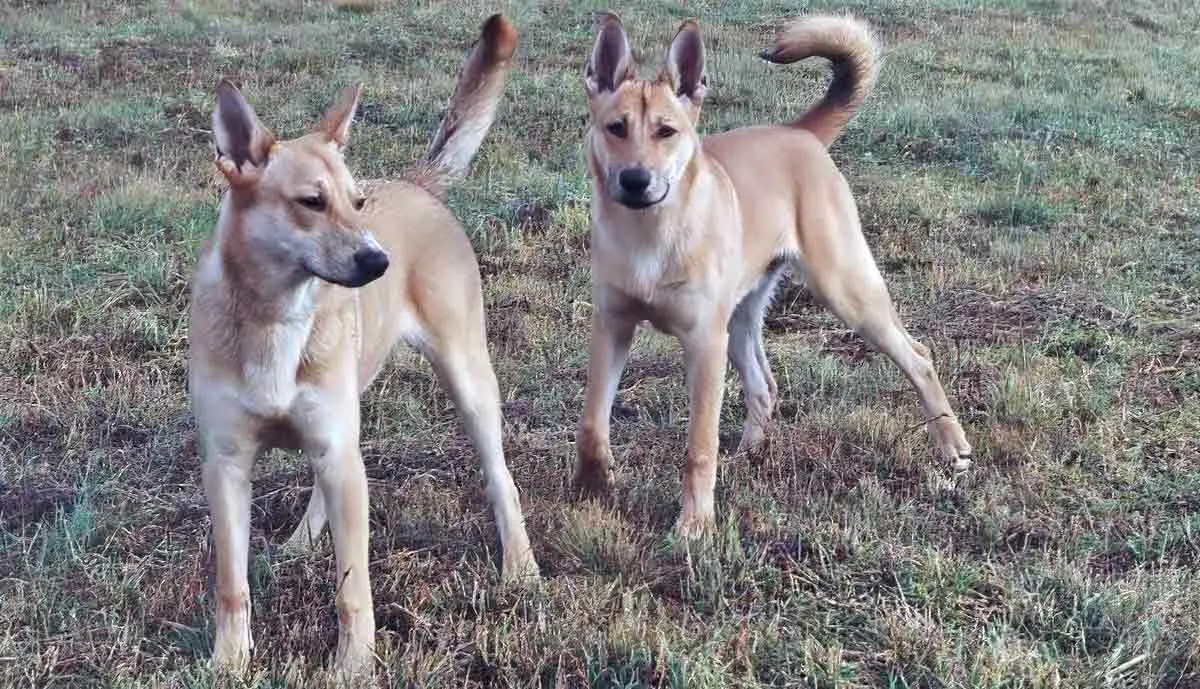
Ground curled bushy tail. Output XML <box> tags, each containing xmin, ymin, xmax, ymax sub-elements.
<box><xmin>760</xmin><ymin>15</ymin><xmax>879</xmax><ymax>147</ymax></box>
<box><xmin>416</xmin><ymin>13</ymin><xmax>517</xmax><ymax>194</ymax></box>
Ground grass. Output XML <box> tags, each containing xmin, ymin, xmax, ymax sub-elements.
<box><xmin>1</xmin><ymin>0</ymin><xmax>1198</xmax><ymax>686</ymax></box>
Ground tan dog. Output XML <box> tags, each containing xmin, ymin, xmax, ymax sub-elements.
<box><xmin>574</xmin><ymin>14</ymin><xmax>973</xmax><ymax>535</ymax></box>
<box><xmin>188</xmin><ymin>15</ymin><xmax>538</xmax><ymax>679</ymax></box>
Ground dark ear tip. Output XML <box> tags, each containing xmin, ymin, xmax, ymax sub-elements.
<box><xmin>672</xmin><ymin>18</ymin><xmax>701</xmax><ymax>41</ymax></box>
<box><xmin>595</xmin><ymin>11</ymin><xmax>623</xmax><ymax>29</ymax></box>
<box><xmin>216</xmin><ymin>79</ymin><xmax>244</xmax><ymax>104</ymax></box>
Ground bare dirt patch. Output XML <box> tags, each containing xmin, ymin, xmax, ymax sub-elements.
<box><xmin>913</xmin><ymin>287</ymin><xmax>1134</xmax><ymax>345</ymax></box>
<box><xmin>0</xmin><ymin>484</ymin><xmax>77</xmax><ymax>535</ymax></box>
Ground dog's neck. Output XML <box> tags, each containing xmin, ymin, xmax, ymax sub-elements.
<box><xmin>214</xmin><ymin>191</ymin><xmax>322</xmax><ymax>324</ymax></box>
<box><xmin>204</xmin><ymin>192</ymin><xmax>325</xmax><ymax>416</ymax></box>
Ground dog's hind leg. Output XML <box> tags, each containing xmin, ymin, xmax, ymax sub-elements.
<box><xmin>284</xmin><ymin>482</ymin><xmax>327</xmax><ymax>552</ymax></box>
<box><xmin>728</xmin><ymin>263</ymin><xmax>785</xmax><ymax>455</ymax></box>
<box><xmin>806</xmin><ymin>250</ymin><xmax>972</xmax><ymax>469</ymax></box>
<box><xmin>418</xmin><ymin>323</ymin><xmax>540</xmax><ymax>582</ymax></box>
<box><xmin>287</xmin><ymin>490</ymin><xmax>325</xmax><ymax>549</ymax></box>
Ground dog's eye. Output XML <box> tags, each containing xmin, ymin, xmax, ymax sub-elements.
<box><xmin>297</xmin><ymin>195</ymin><xmax>326</xmax><ymax>211</ymax></box>
<box><xmin>352</xmin><ymin>197</ymin><xmax>366</xmax><ymax>211</ymax></box>
<box><xmin>655</xmin><ymin>125</ymin><xmax>677</xmax><ymax>139</ymax></box>
<box><xmin>605</xmin><ymin>120</ymin><xmax>627</xmax><ymax>138</ymax></box>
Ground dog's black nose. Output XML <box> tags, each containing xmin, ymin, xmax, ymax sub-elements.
<box><xmin>618</xmin><ymin>167</ymin><xmax>653</xmax><ymax>195</ymax></box>
<box><xmin>353</xmin><ymin>247</ymin><xmax>389</xmax><ymax>282</ymax></box>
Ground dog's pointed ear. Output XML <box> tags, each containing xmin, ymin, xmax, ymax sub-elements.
<box><xmin>318</xmin><ymin>83</ymin><xmax>361</xmax><ymax>150</ymax></box>
<box><xmin>666</xmin><ymin>20</ymin><xmax>706</xmax><ymax>109</ymax></box>
<box><xmin>212</xmin><ymin>80</ymin><xmax>275</xmax><ymax>185</ymax></box>
<box><xmin>586</xmin><ymin>13</ymin><xmax>633</xmax><ymax>96</ymax></box>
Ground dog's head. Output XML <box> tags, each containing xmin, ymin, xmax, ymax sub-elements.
<box><xmin>211</xmin><ymin>82</ymin><xmax>389</xmax><ymax>289</ymax></box>
<box><xmin>584</xmin><ymin>14</ymin><xmax>707</xmax><ymax>211</ymax></box>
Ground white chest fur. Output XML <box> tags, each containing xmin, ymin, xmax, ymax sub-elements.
<box><xmin>236</xmin><ymin>281</ymin><xmax>319</xmax><ymax>419</ymax></box>
<box><xmin>592</xmin><ymin>202</ymin><xmax>684</xmax><ymax>303</ymax></box>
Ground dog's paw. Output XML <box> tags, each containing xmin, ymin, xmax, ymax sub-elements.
<box><xmin>501</xmin><ymin>550</ymin><xmax>541</xmax><ymax>584</ymax></box>
<box><xmin>930</xmin><ymin>415</ymin><xmax>972</xmax><ymax>470</ymax></box>
<box><xmin>674</xmin><ymin>507</ymin><xmax>715</xmax><ymax>540</ymax></box>
<box><xmin>571</xmin><ymin>459</ymin><xmax>616</xmax><ymax>501</ymax></box>
<box><xmin>211</xmin><ymin>600</ymin><xmax>252</xmax><ymax>677</ymax></box>
<box><xmin>734</xmin><ymin>422</ymin><xmax>770</xmax><ymax>458</ymax></box>
<box><xmin>281</xmin><ymin>524</ymin><xmax>323</xmax><ymax>555</ymax></box>
<box><xmin>211</xmin><ymin>642</ymin><xmax>251</xmax><ymax>678</ymax></box>
<box><xmin>332</xmin><ymin>636</ymin><xmax>376</xmax><ymax>686</ymax></box>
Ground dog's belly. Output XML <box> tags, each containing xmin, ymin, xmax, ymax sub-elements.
<box><xmin>248</xmin><ymin>381</ymin><xmax>357</xmax><ymax>457</ymax></box>
<box><xmin>257</xmin><ymin>417</ymin><xmax>304</xmax><ymax>451</ymax></box>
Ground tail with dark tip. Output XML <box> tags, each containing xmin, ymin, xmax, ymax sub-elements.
<box><xmin>760</xmin><ymin>15</ymin><xmax>879</xmax><ymax>147</ymax></box>
<box><xmin>414</xmin><ymin>14</ymin><xmax>517</xmax><ymax>196</ymax></box>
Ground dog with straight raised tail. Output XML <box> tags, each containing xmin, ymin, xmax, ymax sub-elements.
<box><xmin>188</xmin><ymin>14</ymin><xmax>537</xmax><ymax>680</ymax></box>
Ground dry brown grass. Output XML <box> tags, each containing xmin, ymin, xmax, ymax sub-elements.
<box><xmin>1</xmin><ymin>0</ymin><xmax>1198</xmax><ymax>686</ymax></box>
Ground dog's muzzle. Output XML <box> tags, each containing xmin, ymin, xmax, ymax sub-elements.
<box><xmin>613</xmin><ymin>166</ymin><xmax>669</xmax><ymax>209</ymax></box>
<box><xmin>311</xmin><ymin>236</ymin><xmax>390</xmax><ymax>289</ymax></box>
<box><xmin>339</xmin><ymin>247</ymin><xmax>389</xmax><ymax>287</ymax></box>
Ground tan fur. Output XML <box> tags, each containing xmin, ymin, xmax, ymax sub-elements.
<box><xmin>762</xmin><ymin>14</ymin><xmax>881</xmax><ymax>146</ymax></box>
<box><xmin>575</xmin><ymin>14</ymin><xmax>972</xmax><ymax>536</ymax></box>
<box><xmin>188</xmin><ymin>15</ymin><xmax>536</xmax><ymax>680</ymax></box>
<box><xmin>425</xmin><ymin>14</ymin><xmax>519</xmax><ymax>186</ymax></box>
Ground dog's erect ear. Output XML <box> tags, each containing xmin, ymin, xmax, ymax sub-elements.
<box><xmin>212</xmin><ymin>81</ymin><xmax>275</xmax><ymax>184</ymax></box>
<box><xmin>586</xmin><ymin>13</ymin><xmax>634</xmax><ymax>96</ymax></box>
<box><xmin>317</xmin><ymin>83</ymin><xmax>361</xmax><ymax>150</ymax></box>
<box><xmin>666</xmin><ymin>20</ymin><xmax>706</xmax><ymax>109</ymax></box>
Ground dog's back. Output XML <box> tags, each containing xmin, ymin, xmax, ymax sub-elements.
<box><xmin>352</xmin><ymin>14</ymin><xmax>517</xmax><ymax>386</ymax></box>
<box><xmin>353</xmin><ymin>186</ymin><xmax>482</xmax><ymax>384</ymax></box>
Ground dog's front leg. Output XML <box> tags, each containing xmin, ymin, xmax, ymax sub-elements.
<box><xmin>678</xmin><ymin>322</ymin><xmax>729</xmax><ymax>537</ymax></box>
<box><xmin>201</xmin><ymin>436</ymin><xmax>256</xmax><ymax>674</ymax></box>
<box><xmin>310</xmin><ymin>437</ymin><xmax>375</xmax><ymax>678</ymax></box>
<box><xmin>573</xmin><ymin>309</ymin><xmax>636</xmax><ymax>499</ymax></box>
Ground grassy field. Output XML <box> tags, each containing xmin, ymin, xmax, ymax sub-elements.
<box><xmin>2</xmin><ymin>0</ymin><xmax>1198</xmax><ymax>686</ymax></box>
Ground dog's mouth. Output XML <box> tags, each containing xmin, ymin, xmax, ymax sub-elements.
<box><xmin>305</xmin><ymin>263</ymin><xmax>388</xmax><ymax>289</ymax></box>
<box><xmin>304</xmin><ymin>242</ymin><xmax>390</xmax><ymax>289</ymax></box>
<box><xmin>615</xmin><ymin>184</ymin><xmax>670</xmax><ymax>210</ymax></box>
<box><xmin>322</xmin><ymin>272</ymin><xmax>382</xmax><ymax>289</ymax></box>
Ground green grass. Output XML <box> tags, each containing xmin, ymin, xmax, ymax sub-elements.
<box><xmin>2</xmin><ymin>0</ymin><xmax>1198</xmax><ymax>686</ymax></box>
